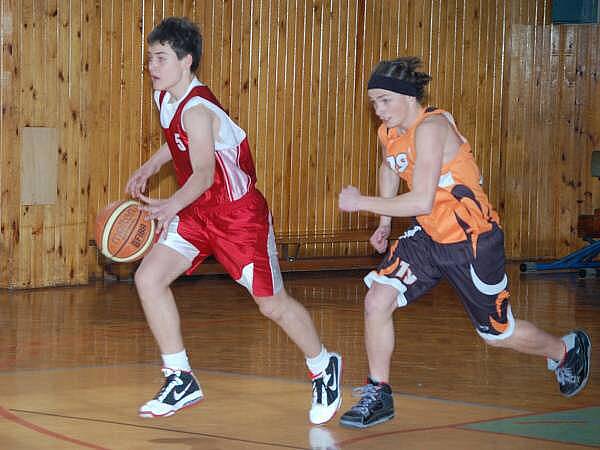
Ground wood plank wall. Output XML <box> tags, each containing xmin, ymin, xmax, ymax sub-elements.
<box><xmin>1</xmin><ymin>0</ymin><xmax>598</xmax><ymax>287</ymax></box>
<box><xmin>1</xmin><ymin>0</ymin><xmax>90</xmax><ymax>288</ymax></box>
<box><xmin>503</xmin><ymin>1</ymin><xmax>600</xmax><ymax>259</ymax></box>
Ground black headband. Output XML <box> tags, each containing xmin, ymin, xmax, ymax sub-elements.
<box><xmin>367</xmin><ymin>74</ymin><xmax>419</xmax><ymax>97</ymax></box>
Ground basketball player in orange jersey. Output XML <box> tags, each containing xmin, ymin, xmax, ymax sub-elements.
<box><xmin>337</xmin><ymin>57</ymin><xmax>591</xmax><ymax>429</ymax></box>
<box><xmin>125</xmin><ymin>17</ymin><xmax>341</xmax><ymax>424</ymax></box>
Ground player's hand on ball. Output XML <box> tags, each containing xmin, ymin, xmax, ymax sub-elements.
<box><xmin>125</xmin><ymin>164</ymin><xmax>155</xmax><ymax>199</ymax></box>
<box><xmin>339</xmin><ymin>186</ymin><xmax>362</xmax><ymax>212</ymax></box>
<box><xmin>138</xmin><ymin>194</ymin><xmax>178</xmax><ymax>239</ymax></box>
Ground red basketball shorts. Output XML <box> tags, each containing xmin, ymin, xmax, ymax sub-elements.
<box><xmin>158</xmin><ymin>189</ymin><xmax>283</xmax><ymax>297</ymax></box>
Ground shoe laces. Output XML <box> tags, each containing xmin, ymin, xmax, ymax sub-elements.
<box><xmin>311</xmin><ymin>374</ymin><xmax>325</xmax><ymax>405</ymax></box>
<box><xmin>556</xmin><ymin>366</ymin><xmax>577</xmax><ymax>385</ymax></box>
<box><xmin>348</xmin><ymin>384</ymin><xmax>380</xmax><ymax>416</ymax></box>
<box><xmin>155</xmin><ymin>368</ymin><xmax>182</xmax><ymax>401</ymax></box>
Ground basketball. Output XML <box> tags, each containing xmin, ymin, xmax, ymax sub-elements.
<box><xmin>95</xmin><ymin>200</ymin><xmax>155</xmax><ymax>262</ymax></box>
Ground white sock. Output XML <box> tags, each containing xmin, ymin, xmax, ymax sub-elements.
<box><xmin>162</xmin><ymin>349</ymin><xmax>191</xmax><ymax>372</ymax></box>
<box><xmin>306</xmin><ymin>346</ymin><xmax>329</xmax><ymax>375</ymax></box>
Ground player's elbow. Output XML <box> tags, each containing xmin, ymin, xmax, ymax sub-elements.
<box><xmin>414</xmin><ymin>196</ymin><xmax>434</xmax><ymax>216</ymax></box>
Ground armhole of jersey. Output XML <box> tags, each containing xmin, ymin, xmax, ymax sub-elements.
<box><xmin>179</xmin><ymin>97</ymin><xmax>209</xmax><ymax>133</ymax></box>
<box><xmin>423</xmin><ymin>109</ymin><xmax>467</xmax><ymax>144</ymax></box>
<box><xmin>377</xmin><ymin>124</ymin><xmax>388</xmax><ymax>150</ymax></box>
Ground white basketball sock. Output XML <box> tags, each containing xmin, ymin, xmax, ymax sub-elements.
<box><xmin>306</xmin><ymin>345</ymin><xmax>329</xmax><ymax>375</ymax></box>
<box><xmin>162</xmin><ymin>349</ymin><xmax>192</xmax><ymax>372</ymax></box>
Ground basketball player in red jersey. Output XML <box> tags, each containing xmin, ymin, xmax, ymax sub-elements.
<box><xmin>125</xmin><ymin>17</ymin><xmax>341</xmax><ymax>424</ymax></box>
<box><xmin>337</xmin><ymin>57</ymin><xmax>591</xmax><ymax>428</ymax></box>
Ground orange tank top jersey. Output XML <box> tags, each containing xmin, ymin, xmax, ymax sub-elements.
<box><xmin>378</xmin><ymin>107</ymin><xmax>500</xmax><ymax>247</ymax></box>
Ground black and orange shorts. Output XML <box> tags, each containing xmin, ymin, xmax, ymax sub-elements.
<box><xmin>364</xmin><ymin>223</ymin><xmax>515</xmax><ymax>340</ymax></box>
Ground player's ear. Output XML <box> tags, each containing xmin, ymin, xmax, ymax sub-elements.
<box><xmin>183</xmin><ymin>53</ymin><xmax>193</xmax><ymax>71</ymax></box>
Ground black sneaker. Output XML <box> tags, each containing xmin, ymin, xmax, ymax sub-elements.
<box><xmin>339</xmin><ymin>378</ymin><xmax>394</xmax><ymax>429</ymax></box>
<box><xmin>139</xmin><ymin>368</ymin><xmax>204</xmax><ymax>418</ymax></box>
<box><xmin>555</xmin><ymin>330</ymin><xmax>591</xmax><ymax>397</ymax></box>
<box><xmin>309</xmin><ymin>353</ymin><xmax>342</xmax><ymax>424</ymax></box>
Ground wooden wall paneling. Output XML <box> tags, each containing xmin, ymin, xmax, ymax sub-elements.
<box><xmin>332</xmin><ymin>1</ymin><xmax>351</xmax><ymax>236</ymax></box>
<box><xmin>269</xmin><ymin>0</ymin><xmax>287</xmax><ymax>238</ymax></box>
<box><xmin>107</xmin><ymin>2</ymin><xmax>121</xmax><ymax>205</ymax></box>
<box><xmin>6</xmin><ymin>0</ymin><xmax>596</xmax><ymax>284</ymax></box>
<box><xmin>484</xmin><ymin>0</ymin><xmax>506</xmax><ymax>212</ymax></box>
<box><xmin>341</xmin><ymin>0</ymin><xmax>358</xmax><ymax>236</ymax></box>
<box><xmin>219</xmin><ymin>0</ymin><xmax>233</xmax><ymax>106</ymax></box>
<box><xmin>0</xmin><ymin>0</ymin><xmax>17</xmax><ymax>287</ymax></box>
<box><xmin>121</xmin><ymin>0</ymin><xmax>135</xmax><ymax>203</ymax></box>
<box><xmin>582</xmin><ymin>26</ymin><xmax>600</xmax><ymax>213</ymax></box>
<box><xmin>319</xmin><ymin>0</ymin><xmax>334</xmax><ymax>242</ymax></box>
<box><xmin>535</xmin><ymin>6</ymin><xmax>554</xmax><ymax>258</ymax></box>
<box><xmin>305</xmin><ymin>0</ymin><xmax>321</xmax><ymax>242</ymax></box>
<box><xmin>321</xmin><ymin>0</ymin><xmax>340</xmax><ymax>256</ymax></box>
<box><xmin>503</xmin><ymin>1</ymin><xmax>526</xmax><ymax>259</ymax></box>
<box><xmin>227</xmin><ymin>0</ymin><xmax>243</xmax><ymax>126</ymax></box>
<box><xmin>353</xmin><ymin>0</ymin><xmax>368</xmax><ymax>200</ymax></box>
<box><xmin>86</xmin><ymin>0</ymin><xmax>110</xmax><ymax>279</ymax></box>
<box><xmin>520</xmin><ymin>0</ymin><xmax>537</xmax><ymax>258</ymax></box>
<box><xmin>45</xmin><ymin>0</ymin><xmax>60</xmax><ymax>284</ymax></box>
<box><xmin>557</xmin><ymin>26</ymin><xmax>579</xmax><ymax>258</ymax></box>
<box><xmin>251</xmin><ymin>0</ymin><xmax>268</xmax><ymax>206</ymax></box>
<box><xmin>275</xmin><ymin>0</ymin><xmax>293</xmax><ymax>238</ymax></box>
<box><xmin>17</xmin><ymin>1</ymin><xmax>33</xmax><ymax>287</ymax></box>
<box><xmin>63</xmin><ymin>0</ymin><xmax>80</xmax><ymax>284</ymax></box>
<box><xmin>437</xmin><ymin>0</ymin><xmax>455</xmax><ymax>119</ymax></box>
<box><xmin>263</xmin><ymin>0</ymin><xmax>280</xmax><ymax>233</ymax></box>
<box><xmin>74</xmin><ymin>0</ymin><xmax>89</xmax><ymax>284</ymax></box>
<box><xmin>286</xmin><ymin>1</ymin><xmax>304</xmax><ymax>238</ymax></box>
<box><xmin>300</xmin><ymin>0</ymin><xmax>316</xmax><ymax>240</ymax></box>
<box><xmin>475</xmin><ymin>0</ymin><xmax>492</xmax><ymax>193</ymax></box>
<box><xmin>43</xmin><ymin>0</ymin><xmax>58</xmax><ymax>286</ymax></box>
<box><xmin>573</xmin><ymin>26</ymin><xmax>588</xmax><ymax>219</ymax></box>
<box><xmin>427</xmin><ymin>0</ymin><xmax>441</xmax><ymax>107</ymax></box>
<box><xmin>497</xmin><ymin>0</ymin><xmax>512</xmax><ymax>224</ymax></box>
<box><xmin>530</xmin><ymin>0</ymin><xmax>550</xmax><ymax>259</ymax></box>
<box><xmin>144</xmin><ymin>1</ymin><xmax>163</xmax><ymax>201</ymax></box>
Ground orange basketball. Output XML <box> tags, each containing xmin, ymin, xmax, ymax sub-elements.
<box><xmin>95</xmin><ymin>200</ymin><xmax>155</xmax><ymax>262</ymax></box>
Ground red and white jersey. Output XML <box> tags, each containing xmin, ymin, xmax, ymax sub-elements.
<box><xmin>155</xmin><ymin>78</ymin><xmax>257</xmax><ymax>208</ymax></box>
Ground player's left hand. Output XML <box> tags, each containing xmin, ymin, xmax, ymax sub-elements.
<box><xmin>339</xmin><ymin>186</ymin><xmax>362</xmax><ymax>212</ymax></box>
<box><xmin>138</xmin><ymin>194</ymin><xmax>178</xmax><ymax>239</ymax></box>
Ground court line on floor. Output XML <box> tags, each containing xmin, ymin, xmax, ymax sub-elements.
<box><xmin>7</xmin><ymin>408</ymin><xmax>307</xmax><ymax>450</ymax></box>
<box><xmin>0</xmin><ymin>406</ymin><xmax>110</xmax><ymax>450</ymax></box>
<box><xmin>336</xmin><ymin>405</ymin><xmax>600</xmax><ymax>449</ymax></box>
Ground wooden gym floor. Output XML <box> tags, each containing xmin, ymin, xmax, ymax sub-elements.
<box><xmin>0</xmin><ymin>263</ymin><xmax>598</xmax><ymax>449</ymax></box>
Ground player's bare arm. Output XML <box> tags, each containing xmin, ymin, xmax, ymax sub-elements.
<box><xmin>339</xmin><ymin>116</ymin><xmax>447</xmax><ymax>218</ymax></box>
<box><xmin>369</xmin><ymin>142</ymin><xmax>401</xmax><ymax>252</ymax></box>
<box><xmin>126</xmin><ymin>142</ymin><xmax>172</xmax><ymax>198</ymax></box>
<box><xmin>140</xmin><ymin>104</ymin><xmax>216</xmax><ymax>236</ymax></box>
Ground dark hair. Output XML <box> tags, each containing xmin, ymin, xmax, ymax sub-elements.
<box><xmin>370</xmin><ymin>57</ymin><xmax>431</xmax><ymax>102</ymax></box>
<box><xmin>148</xmin><ymin>17</ymin><xmax>203</xmax><ymax>72</ymax></box>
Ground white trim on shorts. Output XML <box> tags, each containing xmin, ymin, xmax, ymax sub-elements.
<box><xmin>236</xmin><ymin>214</ymin><xmax>283</xmax><ymax>296</ymax></box>
<box><xmin>476</xmin><ymin>304</ymin><xmax>516</xmax><ymax>341</ymax></box>
<box><xmin>157</xmin><ymin>216</ymin><xmax>200</xmax><ymax>262</ymax></box>
<box><xmin>364</xmin><ymin>271</ymin><xmax>408</xmax><ymax>307</ymax></box>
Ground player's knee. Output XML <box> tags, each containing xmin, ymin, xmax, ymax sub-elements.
<box><xmin>364</xmin><ymin>288</ymin><xmax>396</xmax><ymax>319</ymax></box>
<box><xmin>254</xmin><ymin>295</ymin><xmax>283</xmax><ymax>322</ymax></box>
<box><xmin>134</xmin><ymin>265</ymin><xmax>164</xmax><ymax>294</ymax></box>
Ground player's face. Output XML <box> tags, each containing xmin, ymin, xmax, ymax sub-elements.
<box><xmin>368</xmin><ymin>88</ymin><xmax>412</xmax><ymax>129</ymax></box>
<box><xmin>147</xmin><ymin>43</ymin><xmax>191</xmax><ymax>94</ymax></box>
